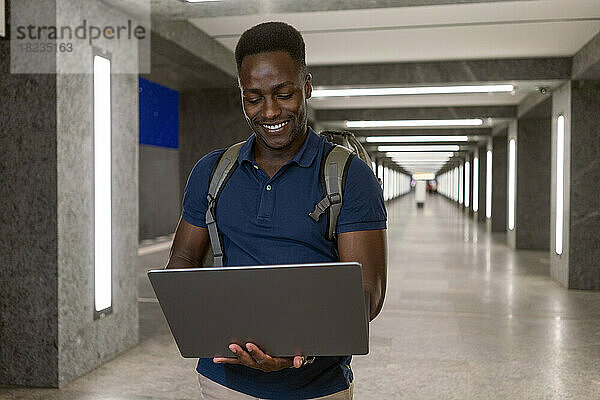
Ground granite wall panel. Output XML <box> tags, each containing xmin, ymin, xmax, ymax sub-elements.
<box><xmin>568</xmin><ymin>81</ymin><xmax>600</xmax><ymax>289</ymax></box>
<box><xmin>0</xmin><ymin>37</ymin><xmax>60</xmax><ymax>387</ymax></box>
<box><xmin>179</xmin><ymin>88</ymin><xmax>249</xmax><ymax>198</ymax></box>
<box><xmin>506</xmin><ymin>120</ymin><xmax>518</xmax><ymax>249</ymax></box>
<box><xmin>139</xmin><ymin>145</ymin><xmax>180</xmax><ymax>239</ymax></box>
<box><xmin>515</xmin><ymin>98</ymin><xmax>551</xmax><ymax>250</ymax></box>
<box><xmin>492</xmin><ymin>130</ymin><xmax>507</xmax><ymax>232</ymax></box>
<box><xmin>477</xmin><ymin>144</ymin><xmax>487</xmax><ymax>223</ymax></box>
<box><xmin>550</xmin><ymin>82</ymin><xmax>571</xmax><ymax>287</ymax></box>
<box><xmin>464</xmin><ymin>153</ymin><xmax>473</xmax><ymax>215</ymax></box>
<box><xmin>55</xmin><ymin>0</ymin><xmax>139</xmax><ymax>385</ymax></box>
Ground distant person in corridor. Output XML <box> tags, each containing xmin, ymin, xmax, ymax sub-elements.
<box><xmin>166</xmin><ymin>22</ymin><xmax>387</xmax><ymax>399</ymax></box>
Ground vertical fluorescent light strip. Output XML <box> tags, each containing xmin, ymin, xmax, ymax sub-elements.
<box><xmin>450</xmin><ymin>169</ymin><xmax>454</xmax><ymax>200</ymax></box>
<box><xmin>384</xmin><ymin>167</ymin><xmax>388</xmax><ymax>201</ymax></box>
<box><xmin>442</xmin><ymin>173</ymin><xmax>445</xmax><ymax>196</ymax></box>
<box><xmin>508</xmin><ymin>139</ymin><xmax>516</xmax><ymax>230</ymax></box>
<box><xmin>448</xmin><ymin>170</ymin><xmax>451</xmax><ymax>199</ymax></box>
<box><xmin>465</xmin><ymin>161</ymin><xmax>470</xmax><ymax>207</ymax></box>
<box><xmin>452</xmin><ymin>168</ymin><xmax>456</xmax><ymax>201</ymax></box>
<box><xmin>486</xmin><ymin>150</ymin><xmax>492</xmax><ymax>219</ymax></box>
<box><xmin>455</xmin><ymin>167</ymin><xmax>459</xmax><ymax>201</ymax></box>
<box><xmin>454</xmin><ymin>168</ymin><xmax>458</xmax><ymax>201</ymax></box>
<box><xmin>94</xmin><ymin>55</ymin><xmax>112</xmax><ymax>313</ymax></box>
<box><xmin>458</xmin><ymin>164</ymin><xmax>463</xmax><ymax>204</ymax></box>
<box><xmin>556</xmin><ymin>116</ymin><xmax>565</xmax><ymax>255</ymax></box>
<box><xmin>473</xmin><ymin>157</ymin><xmax>479</xmax><ymax>212</ymax></box>
<box><xmin>451</xmin><ymin>169</ymin><xmax>453</xmax><ymax>200</ymax></box>
<box><xmin>0</xmin><ymin>0</ymin><xmax>5</xmax><ymax>38</ymax></box>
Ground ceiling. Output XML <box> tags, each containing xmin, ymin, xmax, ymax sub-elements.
<box><xmin>143</xmin><ymin>0</ymin><xmax>600</xmax><ymax>174</ymax></box>
<box><xmin>190</xmin><ymin>0</ymin><xmax>600</xmax><ymax>65</ymax></box>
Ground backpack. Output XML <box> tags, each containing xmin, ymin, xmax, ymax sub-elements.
<box><xmin>204</xmin><ymin>130</ymin><xmax>371</xmax><ymax>267</ymax></box>
<box><xmin>320</xmin><ymin>130</ymin><xmax>373</xmax><ymax>170</ymax></box>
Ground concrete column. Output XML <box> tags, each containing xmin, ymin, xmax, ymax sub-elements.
<box><xmin>491</xmin><ymin>129</ymin><xmax>508</xmax><ymax>232</ymax></box>
<box><xmin>0</xmin><ymin>41</ymin><xmax>59</xmax><ymax>389</ymax></box>
<box><xmin>477</xmin><ymin>144</ymin><xmax>487</xmax><ymax>223</ymax></box>
<box><xmin>462</xmin><ymin>153</ymin><xmax>472</xmax><ymax>213</ymax></box>
<box><xmin>551</xmin><ymin>81</ymin><xmax>600</xmax><ymax>289</ymax></box>
<box><xmin>465</xmin><ymin>153</ymin><xmax>476</xmax><ymax>216</ymax></box>
<box><xmin>506</xmin><ymin>120</ymin><xmax>518</xmax><ymax>248</ymax></box>
<box><xmin>1</xmin><ymin>0</ymin><xmax>139</xmax><ymax>387</ymax></box>
<box><xmin>484</xmin><ymin>139</ymin><xmax>493</xmax><ymax>225</ymax></box>
<box><xmin>515</xmin><ymin>98</ymin><xmax>552</xmax><ymax>250</ymax></box>
<box><xmin>471</xmin><ymin>149</ymin><xmax>480</xmax><ymax>218</ymax></box>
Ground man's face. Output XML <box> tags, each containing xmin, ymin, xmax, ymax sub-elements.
<box><xmin>238</xmin><ymin>51</ymin><xmax>312</xmax><ymax>151</ymax></box>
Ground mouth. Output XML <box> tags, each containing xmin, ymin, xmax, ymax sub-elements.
<box><xmin>259</xmin><ymin>120</ymin><xmax>290</xmax><ymax>133</ymax></box>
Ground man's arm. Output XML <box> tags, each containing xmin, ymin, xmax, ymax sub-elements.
<box><xmin>338</xmin><ymin>229</ymin><xmax>387</xmax><ymax>321</ymax></box>
<box><xmin>165</xmin><ymin>217</ymin><xmax>210</xmax><ymax>269</ymax></box>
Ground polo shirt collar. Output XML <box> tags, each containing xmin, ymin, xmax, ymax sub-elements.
<box><xmin>290</xmin><ymin>127</ymin><xmax>321</xmax><ymax>167</ymax></box>
<box><xmin>237</xmin><ymin>127</ymin><xmax>321</xmax><ymax>168</ymax></box>
<box><xmin>237</xmin><ymin>134</ymin><xmax>256</xmax><ymax>165</ymax></box>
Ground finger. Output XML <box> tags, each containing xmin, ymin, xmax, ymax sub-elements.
<box><xmin>245</xmin><ymin>343</ymin><xmax>272</xmax><ymax>366</ymax></box>
<box><xmin>293</xmin><ymin>355</ymin><xmax>303</xmax><ymax>368</ymax></box>
<box><xmin>245</xmin><ymin>343</ymin><xmax>296</xmax><ymax>370</ymax></box>
<box><xmin>213</xmin><ymin>356</ymin><xmax>241</xmax><ymax>364</ymax></box>
<box><xmin>270</xmin><ymin>356</ymin><xmax>295</xmax><ymax>368</ymax></box>
<box><xmin>229</xmin><ymin>344</ymin><xmax>260</xmax><ymax>368</ymax></box>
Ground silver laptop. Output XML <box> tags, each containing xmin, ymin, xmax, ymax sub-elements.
<box><xmin>147</xmin><ymin>262</ymin><xmax>369</xmax><ymax>358</ymax></box>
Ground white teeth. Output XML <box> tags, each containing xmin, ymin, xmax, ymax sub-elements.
<box><xmin>262</xmin><ymin>121</ymin><xmax>288</xmax><ymax>130</ymax></box>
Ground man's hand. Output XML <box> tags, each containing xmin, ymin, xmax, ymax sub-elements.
<box><xmin>213</xmin><ymin>343</ymin><xmax>304</xmax><ymax>372</ymax></box>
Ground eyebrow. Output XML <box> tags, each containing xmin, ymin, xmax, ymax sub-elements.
<box><xmin>243</xmin><ymin>81</ymin><xmax>296</xmax><ymax>95</ymax></box>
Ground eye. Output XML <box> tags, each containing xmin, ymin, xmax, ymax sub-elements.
<box><xmin>246</xmin><ymin>97</ymin><xmax>262</xmax><ymax>104</ymax></box>
<box><xmin>277</xmin><ymin>93</ymin><xmax>293</xmax><ymax>99</ymax></box>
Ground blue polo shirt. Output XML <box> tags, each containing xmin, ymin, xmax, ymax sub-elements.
<box><xmin>182</xmin><ymin>128</ymin><xmax>386</xmax><ymax>399</ymax></box>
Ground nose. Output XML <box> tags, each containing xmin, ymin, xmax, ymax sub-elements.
<box><xmin>261</xmin><ymin>96</ymin><xmax>281</xmax><ymax>120</ymax></box>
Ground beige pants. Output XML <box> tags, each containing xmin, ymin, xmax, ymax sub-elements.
<box><xmin>198</xmin><ymin>374</ymin><xmax>353</xmax><ymax>400</ymax></box>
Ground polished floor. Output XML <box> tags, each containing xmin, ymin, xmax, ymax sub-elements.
<box><xmin>2</xmin><ymin>193</ymin><xmax>600</xmax><ymax>399</ymax></box>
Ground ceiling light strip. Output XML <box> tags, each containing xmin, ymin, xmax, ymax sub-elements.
<box><xmin>378</xmin><ymin>145</ymin><xmax>460</xmax><ymax>152</ymax></box>
<box><xmin>347</xmin><ymin>119</ymin><xmax>483</xmax><ymax>128</ymax></box>
<box><xmin>365</xmin><ymin>135</ymin><xmax>469</xmax><ymax>143</ymax></box>
<box><xmin>312</xmin><ymin>85</ymin><xmax>514</xmax><ymax>98</ymax></box>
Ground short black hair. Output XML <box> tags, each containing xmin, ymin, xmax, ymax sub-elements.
<box><xmin>235</xmin><ymin>22</ymin><xmax>306</xmax><ymax>74</ymax></box>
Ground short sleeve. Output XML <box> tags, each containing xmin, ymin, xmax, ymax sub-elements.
<box><xmin>181</xmin><ymin>149</ymin><xmax>225</xmax><ymax>228</ymax></box>
<box><xmin>336</xmin><ymin>157</ymin><xmax>387</xmax><ymax>234</ymax></box>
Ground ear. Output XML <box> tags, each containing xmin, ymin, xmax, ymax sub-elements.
<box><xmin>304</xmin><ymin>73</ymin><xmax>313</xmax><ymax>100</ymax></box>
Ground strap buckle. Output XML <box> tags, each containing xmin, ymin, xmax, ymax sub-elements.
<box><xmin>206</xmin><ymin>194</ymin><xmax>217</xmax><ymax>224</ymax></box>
<box><xmin>328</xmin><ymin>193</ymin><xmax>341</xmax><ymax>205</ymax></box>
<box><xmin>308</xmin><ymin>193</ymin><xmax>341</xmax><ymax>222</ymax></box>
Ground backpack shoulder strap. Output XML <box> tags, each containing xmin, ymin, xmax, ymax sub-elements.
<box><xmin>205</xmin><ymin>141</ymin><xmax>245</xmax><ymax>267</ymax></box>
<box><xmin>309</xmin><ymin>144</ymin><xmax>354</xmax><ymax>241</ymax></box>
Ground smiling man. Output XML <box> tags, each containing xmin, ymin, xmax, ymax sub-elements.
<box><xmin>166</xmin><ymin>22</ymin><xmax>387</xmax><ymax>399</ymax></box>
